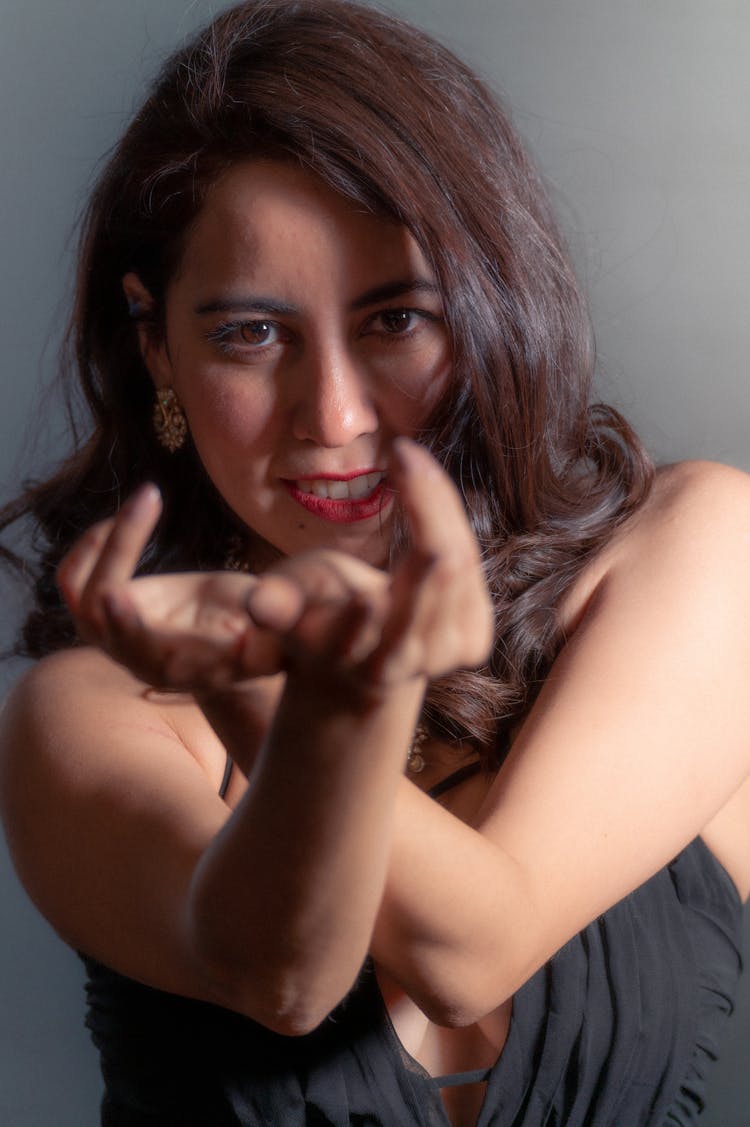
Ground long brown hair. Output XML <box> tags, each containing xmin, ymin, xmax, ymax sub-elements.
<box><xmin>0</xmin><ymin>0</ymin><xmax>652</xmax><ymax>764</ymax></box>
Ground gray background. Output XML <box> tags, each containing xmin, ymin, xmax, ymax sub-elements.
<box><xmin>1</xmin><ymin>1</ymin><xmax>748</xmax><ymax>1123</ymax></box>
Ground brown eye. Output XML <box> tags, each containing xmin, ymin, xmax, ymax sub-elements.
<box><xmin>205</xmin><ymin>318</ymin><xmax>289</xmax><ymax>358</ymax></box>
<box><xmin>239</xmin><ymin>320</ymin><xmax>275</xmax><ymax>344</ymax></box>
<box><xmin>379</xmin><ymin>310</ymin><xmax>414</xmax><ymax>334</ymax></box>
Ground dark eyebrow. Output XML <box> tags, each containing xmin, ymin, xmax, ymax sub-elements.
<box><xmin>349</xmin><ymin>279</ymin><xmax>441</xmax><ymax>311</ymax></box>
<box><xmin>193</xmin><ymin>279</ymin><xmax>441</xmax><ymax>318</ymax></box>
<box><xmin>194</xmin><ymin>296</ymin><xmax>299</xmax><ymax>316</ymax></box>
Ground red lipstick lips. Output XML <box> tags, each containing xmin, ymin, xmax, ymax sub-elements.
<box><xmin>283</xmin><ymin>470</ymin><xmax>391</xmax><ymax>524</ymax></box>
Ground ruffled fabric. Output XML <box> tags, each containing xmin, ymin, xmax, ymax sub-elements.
<box><xmin>472</xmin><ymin>838</ymin><xmax>743</xmax><ymax>1126</ymax></box>
<box><xmin>83</xmin><ymin>837</ymin><xmax>743</xmax><ymax>1127</ymax></box>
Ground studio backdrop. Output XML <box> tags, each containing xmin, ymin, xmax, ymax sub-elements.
<box><xmin>1</xmin><ymin>1</ymin><xmax>748</xmax><ymax>1124</ymax></box>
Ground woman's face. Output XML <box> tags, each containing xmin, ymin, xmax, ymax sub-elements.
<box><xmin>129</xmin><ymin>160</ymin><xmax>451</xmax><ymax>567</ymax></box>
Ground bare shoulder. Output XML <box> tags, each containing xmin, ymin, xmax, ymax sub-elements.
<box><xmin>560</xmin><ymin>460</ymin><xmax>750</xmax><ymax>633</ymax></box>
<box><xmin>1</xmin><ymin>646</ymin><xmax>222</xmax><ymax>788</ymax></box>
<box><xmin>601</xmin><ymin>459</ymin><xmax>750</xmax><ymax>612</ymax></box>
<box><xmin>483</xmin><ymin>460</ymin><xmax>750</xmax><ymax>945</ymax></box>
<box><xmin>597</xmin><ymin>459</ymin><xmax>750</xmax><ymax>897</ymax></box>
<box><xmin>622</xmin><ymin>458</ymin><xmax>750</xmax><ymax>552</ymax></box>
<box><xmin>573</xmin><ymin>459</ymin><xmax>750</xmax><ymax>599</ymax></box>
<box><xmin>0</xmin><ymin>646</ymin><xmax>234</xmax><ymax>992</ymax></box>
<box><xmin>0</xmin><ymin>646</ymin><xmax>225</xmax><ymax>905</ymax></box>
<box><xmin>3</xmin><ymin>645</ymin><xmax>151</xmax><ymax>729</ymax></box>
<box><xmin>4</xmin><ymin>642</ymin><xmax>195</xmax><ymax>719</ymax></box>
<box><xmin>579</xmin><ymin>458</ymin><xmax>750</xmax><ymax>661</ymax></box>
<box><xmin>1</xmin><ymin>647</ymin><xmax>148</xmax><ymax>782</ymax></box>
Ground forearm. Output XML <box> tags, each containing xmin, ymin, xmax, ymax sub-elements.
<box><xmin>371</xmin><ymin>779</ymin><xmax>539</xmax><ymax>1027</ymax></box>
<box><xmin>187</xmin><ymin>671</ymin><xmax>426</xmax><ymax>1032</ymax></box>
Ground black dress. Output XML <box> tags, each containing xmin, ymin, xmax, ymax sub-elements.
<box><xmin>82</xmin><ymin>763</ymin><xmax>743</xmax><ymax>1126</ymax></box>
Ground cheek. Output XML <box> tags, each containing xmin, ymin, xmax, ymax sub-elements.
<box><xmin>182</xmin><ymin>377</ymin><xmax>278</xmax><ymax>466</ymax></box>
<box><xmin>374</xmin><ymin>349</ymin><xmax>453</xmax><ymax>432</ymax></box>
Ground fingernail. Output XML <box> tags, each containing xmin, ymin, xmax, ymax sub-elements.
<box><xmin>124</xmin><ymin>483</ymin><xmax>161</xmax><ymax>518</ymax></box>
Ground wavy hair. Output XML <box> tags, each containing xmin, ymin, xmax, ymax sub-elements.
<box><xmin>0</xmin><ymin>0</ymin><xmax>653</xmax><ymax>765</ymax></box>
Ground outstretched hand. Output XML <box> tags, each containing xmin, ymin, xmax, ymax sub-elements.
<box><xmin>57</xmin><ymin>439</ymin><xmax>493</xmax><ymax>694</ymax></box>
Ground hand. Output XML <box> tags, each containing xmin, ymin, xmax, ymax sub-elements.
<box><xmin>245</xmin><ymin>439</ymin><xmax>493</xmax><ymax>687</ymax></box>
<box><xmin>57</xmin><ymin>487</ymin><xmax>282</xmax><ymax>691</ymax></box>
<box><xmin>57</xmin><ymin>439</ymin><xmax>493</xmax><ymax>693</ymax></box>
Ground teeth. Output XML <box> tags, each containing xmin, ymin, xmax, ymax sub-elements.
<box><xmin>327</xmin><ymin>480</ymin><xmax>349</xmax><ymax>500</ymax></box>
<box><xmin>295</xmin><ymin>472</ymin><xmax>383</xmax><ymax>500</ymax></box>
<box><xmin>348</xmin><ymin>472</ymin><xmax>383</xmax><ymax>499</ymax></box>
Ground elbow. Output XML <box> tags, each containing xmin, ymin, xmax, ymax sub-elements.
<box><xmin>186</xmin><ymin>875</ymin><xmax>366</xmax><ymax>1035</ymax></box>
<box><xmin>417</xmin><ymin>991</ymin><xmax>501</xmax><ymax>1030</ymax></box>
<box><xmin>403</xmin><ymin>956</ymin><xmax>518</xmax><ymax>1030</ymax></box>
<box><xmin>239</xmin><ymin>987</ymin><xmax>339</xmax><ymax>1038</ymax></box>
<box><xmin>197</xmin><ymin>952</ymin><xmax>349</xmax><ymax>1035</ymax></box>
<box><xmin>248</xmin><ymin>965</ymin><xmax>359</xmax><ymax>1035</ymax></box>
<box><xmin>189</xmin><ymin>926</ymin><xmax>357</xmax><ymax>1036</ymax></box>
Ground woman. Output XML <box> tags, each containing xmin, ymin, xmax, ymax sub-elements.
<box><xmin>1</xmin><ymin>1</ymin><xmax>749</xmax><ymax>1124</ymax></box>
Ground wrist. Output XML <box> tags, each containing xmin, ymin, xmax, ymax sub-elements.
<box><xmin>282</xmin><ymin>663</ymin><xmax>427</xmax><ymax>718</ymax></box>
<box><xmin>263</xmin><ymin>668</ymin><xmax>427</xmax><ymax>780</ymax></box>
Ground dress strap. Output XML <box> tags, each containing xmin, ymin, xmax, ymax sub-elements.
<box><xmin>219</xmin><ymin>755</ymin><xmax>234</xmax><ymax>799</ymax></box>
<box><xmin>427</xmin><ymin>760</ymin><xmax>482</xmax><ymax>800</ymax></box>
<box><xmin>431</xmin><ymin>1067</ymin><xmax>492</xmax><ymax>1087</ymax></box>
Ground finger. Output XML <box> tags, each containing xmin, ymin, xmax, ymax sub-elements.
<box><xmin>236</xmin><ymin>624</ymin><xmax>288</xmax><ymax>680</ymax></box>
<box><xmin>368</xmin><ymin>439</ymin><xmax>493</xmax><ymax>680</ymax></box>
<box><xmin>102</xmin><ymin>589</ymin><xmax>283</xmax><ymax>689</ymax></box>
<box><xmin>99</xmin><ymin>590</ymin><xmax>183</xmax><ymax>686</ymax></box>
<box><xmin>74</xmin><ymin>485</ymin><xmax>162</xmax><ymax>637</ymax></box>
<box><xmin>85</xmin><ymin>484</ymin><xmax>163</xmax><ymax>590</ymax></box>
<box><xmin>245</xmin><ymin>573</ymin><xmax>306</xmax><ymax>633</ymax></box>
<box><xmin>378</xmin><ymin>552</ymin><xmax>493</xmax><ymax>681</ymax></box>
<box><xmin>389</xmin><ymin>437</ymin><xmax>479</xmax><ymax>564</ymax></box>
<box><xmin>284</xmin><ymin>588</ymin><xmax>387</xmax><ymax>668</ymax></box>
<box><xmin>247</xmin><ymin>552</ymin><xmax>389</xmax><ymax>667</ymax></box>
<box><xmin>246</xmin><ymin>551</ymin><xmax>386</xmax><ymax>632</ymax></box>
<box><xmin>57</xmin><ymin>517</ymin><xmax>116</xmax><ymax>611</ymax></box>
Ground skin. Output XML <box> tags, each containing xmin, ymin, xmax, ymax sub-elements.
<box><xmin>134</xmin><ymin>159</ymin><xmax>453</xmax><ymax>568</ymax></box>
<box><xmin>3</xmin><ymin>161</ymin><xmax>750</xmax><ymax>1127</ymax></box>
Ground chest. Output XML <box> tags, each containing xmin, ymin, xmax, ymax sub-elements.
<box><xmin>375</xmin><ymin>961</ymin><xmax>511</xmax><ymax>1127</ymax></box>
<box><xmin>375</xmin><ymin>962</ymin><xmax>510</xmax><ymax>1073</ymax></box>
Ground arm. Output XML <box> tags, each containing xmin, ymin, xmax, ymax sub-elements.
<box><xmin>4</xmin><ymin>456</ymin><xmax>748</xmax><ymax>1035</ymax></box>
<box><xmin>371</xmin><ymin>461</ymin><xmax>750</xmax><ymax>1025</ymax></box>
<box><xmin>1</xmin><ymin>439</ymin><xmax>491</xmax><ymax>1033</ymax></box>
<box><xmin>189</xmin><ymin>672</ymin><xmax>425</xmax><ymax>1032</ymax></box>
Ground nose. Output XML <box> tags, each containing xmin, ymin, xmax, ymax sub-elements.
<box><xmin>289</xmin><ymin>344</ymin><xmax>380</xmax><ymax>447</ymax></box>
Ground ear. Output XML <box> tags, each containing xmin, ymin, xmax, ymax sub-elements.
<box><xmin>122</xmin><ymin>272</ymin><xmax>173</xmax><ymax>388</ymax></box>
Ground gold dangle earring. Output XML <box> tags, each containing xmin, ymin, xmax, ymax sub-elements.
<box><xmin>406</xmin><ymin>722</ymin><xmax>428</xmax><ymax>773</ymax></box>
<box><xmin>153</xmin><ymin>387</ymin><xmax>188</xmax><ymax>452</ymax></box>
